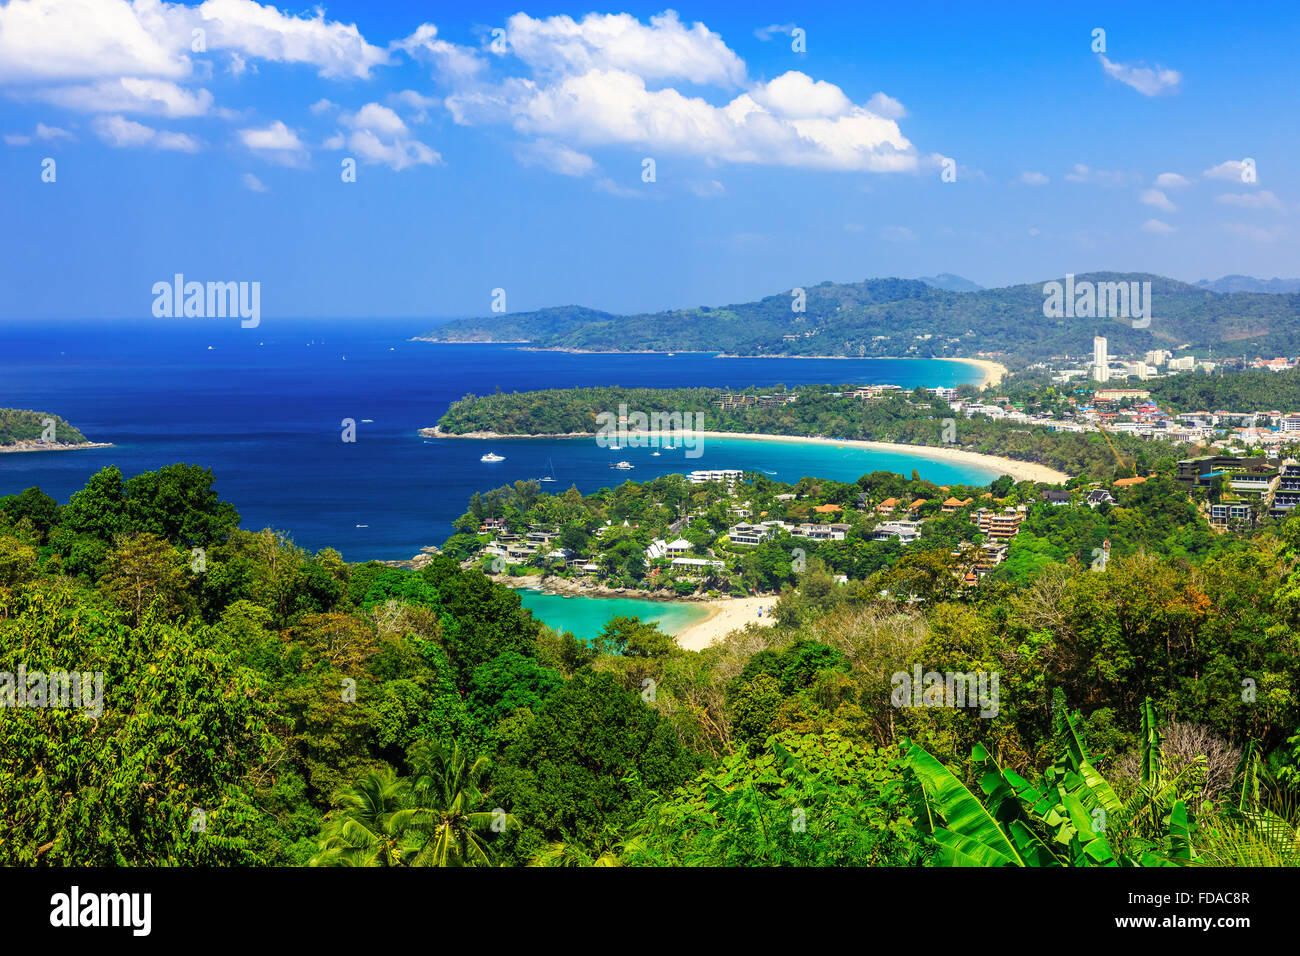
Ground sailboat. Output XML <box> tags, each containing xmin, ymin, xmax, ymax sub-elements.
<box><xmin>538</xmin><ymin>458</ymin><xmax>557</xmax><ymax>482</ymax></box>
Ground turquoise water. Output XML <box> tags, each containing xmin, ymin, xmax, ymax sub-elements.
<box><xmin>516</xmin><ymin>587</ymin><xmax>712</xmax><ymax>640</ymax></box>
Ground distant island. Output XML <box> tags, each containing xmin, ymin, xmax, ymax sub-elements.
<box><xmin>0</xmin><ymin>408</ymin><xmax>110</xmax><ymax>453</ymax></box>
<box><xmin>414</xmin><ymin>272</ymin><xmax>1300</xmax><ymax>365</ymax></box>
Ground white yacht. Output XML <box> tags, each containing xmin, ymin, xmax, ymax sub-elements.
<box><xmin>480</xmin><ymin>452</ymin><xmax>505</xmax><ymax>462</ymax></box>
<box><xmin>611</xmin><ymin>460</ymin><xmax>634</xmax><ymax>470</ymax></box>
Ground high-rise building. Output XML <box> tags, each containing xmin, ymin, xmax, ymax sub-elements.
<box><xmin>1144</xmin><ymin>349</ymin><xmax>1168</xmax><ymax>366</ymax></box>
<box><xmin>1092</xmin><ymin>336</ymin><xmax>1109</xmax><ymax>382</ymax></box>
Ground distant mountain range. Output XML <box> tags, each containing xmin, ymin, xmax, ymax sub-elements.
<box><xmin>1196</xmin><ymin>275</ymin><xmax>1300</xmax><ymax>294</ymax></box>
<box><xmin>419</xmin><ymin>273</ymin><xmax>1300</xmax><ymax>367</ymax></box>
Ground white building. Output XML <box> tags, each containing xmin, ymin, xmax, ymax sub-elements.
<box><xmin>1092</xmin><ymin>336</ymin><xmax>1110</xmax><ymax>383</ymax></box>
<box><xmin>686</xmin><ymin>469</ymin><xmax>744</xmax><ymax>487</ymax></box>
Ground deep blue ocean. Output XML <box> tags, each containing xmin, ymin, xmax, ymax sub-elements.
<box><xmin>0</xmin><ymin>318</ymin><xmax>989</xmax><ymax>561</ymax></box>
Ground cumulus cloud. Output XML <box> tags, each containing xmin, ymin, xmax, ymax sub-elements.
<box><xmin>92</xmin><ymin>114</ymin><xmax>200</xmax><ymax>151</ymax></box>
<box><xmin>334</xmin><ymin>102</ymin><xmax>438</xmax><ymax>170</ymax></box>
<box><xmin>1139</xmin><ymin>188</ymin><xmax>1177</xmax><ymax>212</ymax></box>
<box><xmin>1141</xmin><ymin>218</ymin><xmax>1174</xmax><ymax>235</ymax></box>
<box><xmin>1098</xmin><ymin>55</ymin><xmax>1182</xmax><ymax>96</ymax></box>
<box><xmin>503</xmin><ymin>11</ymin><xmax>746</xmax><ymax>86</ymax></box>
<box><xmin>392</xmin><ymin>23</ymin><xmax>485</xmax><ymax>79</ymax></box>
<box><xmin>1154</xmin><ymin>171</ymin><xmax>1192</xmax><ymax>188</ymax></box>
<box><xmin>1019</xmin><ymin>171</ymin><xmax>1049</xmax><ymax>185</ymax></box>
<box><xmin>449</xmin><ymin>68</ymin><xmax>915</xmax><ymax>173</ymax></box>
<box><xmin>1204</xmin><ymin>159</ymin><xmax>1257</xmax><ymax>182</ymax></box>
<box><xmin>240</xmin><ymin>171</ymin><xmax>268</xmax><ymax>191</ymax></box>
<box><xmin>238</xmin><ymin>119</ymin><xmax>308</xmax><ymax>164</ymax></box>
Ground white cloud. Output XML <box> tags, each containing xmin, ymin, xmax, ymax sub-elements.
<box><xmin>337</xmin><ymin>102</ymin><xmax>438</xmax><ymax>170</ymax></box>
<box><xmin>392</xmin><ymin>23</ymin><xmax>485</xmax><ymax>79</ymax></box>
<box><xmin>754</xmin><ymin>23</ymin><xmax>797</xmax><ymax>42</ymax></box>
<box><xmin>388</xmin><ymin>89</ymin><xmax>440</xmax><ymax>122</ymax></box>
<box><xmin>1216</xmin><ymin>190</ymin><xmax>1282</xmax><ymax>210</ymax></box>
<box><xmin>4</xmin><ymin>122</ymin><xmax>74</xmax><ymax>146</ymax></box>
<box><xmin>1098</xmin><ymin>54</ymin><xmax>1182</xmax><ymax>96</ymax></box>
<box><xmin>92</xmin><ymin>114</ymin><xmax>199</xmax><ymax>151</ymax></box>
<box><xmin>240</xmin><ymin>171</ymin><xmax>268</xmax><ymax>191</ymax></box>
<box><xmin>35</xmin><ymin>77</ymin><xmax>214</xmax><ymax>117</ymax></box>
<box><xmin>1204</xmin><ymin>159</ymin><xmax>1257</xmax><ymax>182</ymax></box>
<box><xmin>865</xmin><ymin>92</ymin><xmax>906</xmax><ymax>120</ymax></box>
<box><xmin>514</xmin><ymin>139</ymin><xmax>596</xmax><ymax>177</ymax></box>
<box><xmin>451</xmin><ymin>68</ymin><xmax>915</xmax><ymax>173</ymax></box>
<box><xmin>1019</xmin><ymin>171</ymin><xmax>1049</xmax><ymax>185</ymax></box>
<box><xmin>1065</xmin><ymin>164</ymin><xmax>1140</xmax><ymax>185</ymax></box>
<box><xmin>503</xmin><ymin>11</ymin><xmax>746</xmax><ymax>86</ymax></box>
<box><xmin>1154</xmin><ymin>172</ymin><xmax>1192</xmax><ymax>188</ymax></box>
<box><xmin>238</xmin><ymin>119</ymin><xmax>307</xmax><ymax>164</ymax></box>
<box><xmin>1140</xmin><ymin>218</ymin><xmax>1174</xmax><ymax>235</ymax></box>
<box><xmin>193</xmin><ymin>0</ymin><xmax>391</xmax><ymax>80</ymax></box>
<box><xmin>1139</xmin><ymin>188</ymin><xmax>1177</xmax><ymax>212</ymax></box>
<box><xmin>309</xmin><ymin>98</ymin><xmax>337</xmax><ymax>115</ymax></box>
<box><xmin>750</xmin><ymin>72</ymin><xmax>850</xmax><ymax>118</ymax></box>
<box><xmin>0</xmin><ymin>0</ymin><xmax>191</xmax><ymax>82</ymax></box>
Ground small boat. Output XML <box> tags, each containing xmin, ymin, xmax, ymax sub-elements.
<box><xmin>651</xmin><ymin>451</ymin><xmax>660</xmax><ymax>456</ymax></box>
<box><xmin>611</xmin><ymin>460</ymin><xmax>634</xmax><ymax>470</ymax></box>
<box><xmin>481</xmin><ymin>452</ymin><xmax>505</xmax><ymax>462</ymax></box>
<box><xmin>538</xmin><ymin>458</ymin><xmax>557</xmax><ymax>482</ymax></box>
<box><xmin>361</xmin><ymin>419</ymin><xmax>374</xmax><ymax>423</ymax></box>
<box><xmin>355</xmin><ymin>524</ymin><xmax>369</xmax><ymax>528</ymax></box>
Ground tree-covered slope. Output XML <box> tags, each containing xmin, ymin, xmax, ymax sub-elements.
<box><xmin>420</xmin><ymin>272</ymin><xmax>1300</xmax><ymax>365</ymax></box>
<box><xmin>0</xmin><ymin>408</ymin><xmax>89</xmax><ymax>445</ymax></box>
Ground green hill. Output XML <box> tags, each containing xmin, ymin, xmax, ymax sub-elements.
<box><xmin>0</xmin><ymin>408</ymin><xmax>90</xmax><ymax>446</ymax></box>
<box><xmin>420</xmin><ymin>272</ymin><xmax>1300</xmax><ymax>366</ymax></box>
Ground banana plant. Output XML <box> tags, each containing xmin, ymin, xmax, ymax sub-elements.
<box><xmin>904</xmin><ymin>700</ymin><xmax>1193</xmax><ymax>867</ymax></box>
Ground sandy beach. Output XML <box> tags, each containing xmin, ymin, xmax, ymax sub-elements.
<box><xmin>425</xmin><ymin>426</ymin><xmax>1069</xmax><ymax>484</ymax></box>
<box><xmin>689</xmin><ymin>431</ymin><xmax>1068</xmax><ymax>483</ymax></box>
<box><xmin>947</xmin><ymin>357</ymin><xmax>1007</xmax><ymax>388</ymax></box>
<box><xmin>674</xmin><ymin>596</ymin><xmax>778</xmax><ymax>650</ymax></box>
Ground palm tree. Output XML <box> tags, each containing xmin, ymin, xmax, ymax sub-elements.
<box><xmin>528</xmin><ymin>833</ymin><xmax>628</xmax><ymax>867</ymax></box>
<box><xmin>310</xmin><ymin>768</ymin><xmax>419</xmax><ymax>867</ymax></box>
<box><xmin>405</xmin><ymin>740</ymin><xmax>512</xmax><ymax>867</ymax></box>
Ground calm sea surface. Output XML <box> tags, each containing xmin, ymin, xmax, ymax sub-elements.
<box><xmin>0</xmin><ymin>318</ymin><xmax>989</xmax><ymax>562</ymax></box>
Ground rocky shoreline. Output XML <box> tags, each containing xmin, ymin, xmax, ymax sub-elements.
<box><xmin>0</xmin><ymin>441</ymin><xmax>114</xmax><ymax>454</ymax></box>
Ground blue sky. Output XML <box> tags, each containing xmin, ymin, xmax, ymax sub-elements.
<box><xmin>2</xmin><ymin>0</ymin><xmax>1298</xmax><ymax>320</ymax></box>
